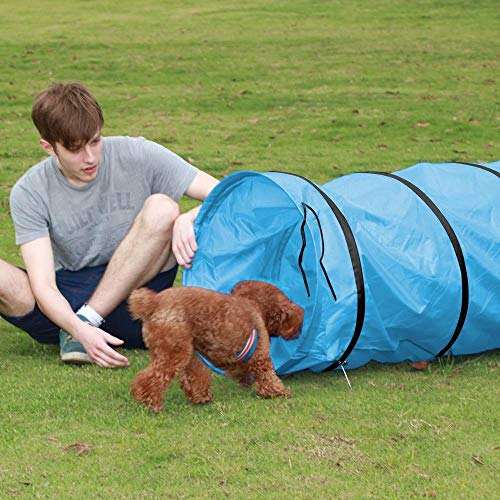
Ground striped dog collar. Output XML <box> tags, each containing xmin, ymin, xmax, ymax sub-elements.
<box><xmin>235</xmin><ymin>328</ymin><xmax>258</xmax><ymax>362</ymax></box>
<box><xmin>197</xmin><ymin>327</ymin><xmax>259</xmax><ymax>375</ymax></box>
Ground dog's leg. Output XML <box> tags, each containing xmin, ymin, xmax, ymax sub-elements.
<box><xmin>131</xmin><ymin>362</ymin><xmax>171</xmax><ymax>413</ymax></box>
<box><xmin>250</xmin><ymin>356</ymin><xmax>292</xmax><ymax>398</ymax></box>
<box><xmin>179</xmin><ymin>355</ymin><xmax>214</xmax><ymax>404</ymax></box>
<box><xmin>225</xmin><ymin>365</ymin><xmax>254</xmax><ymax>388</ymax></box>
<box><xmin>131</xmin><ymin>343</ymin><xmax>193</xmax><ymax>413</ymax></box>
<box><xmin>248</xmin><ymin>329</ymin><xmax>292</xmax><ymax>398</ymax></box>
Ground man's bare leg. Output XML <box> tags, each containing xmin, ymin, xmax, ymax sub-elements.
<box><xmin>86</xmin><ymin>194</ymin><xmax>180</xmax><ymax>318</ymax></box>
<box><xmin>0</xmin><ymin>260</ymin><xmax>35</xmax><ymax>318</ymax></box>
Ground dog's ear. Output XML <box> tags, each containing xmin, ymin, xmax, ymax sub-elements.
<box><xmin>279</xmin><ymin>302</ymin><xmax>304</xmax><ymax>340</ymax></box>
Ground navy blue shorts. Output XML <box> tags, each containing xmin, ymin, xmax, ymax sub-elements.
<box><xmin>0</xmin><ymin>264</ymin><xmax>178</xmax><ymax>349</ymax></box>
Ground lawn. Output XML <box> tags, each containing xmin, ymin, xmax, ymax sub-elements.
<box><xmin>0</xmin><ymin>0</ymin><xmax>498</xmax><ymax>497</ymax></box>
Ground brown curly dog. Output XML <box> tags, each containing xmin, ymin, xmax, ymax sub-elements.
<box><xmin>128</xmin><ymin>280</ymin><xmax>304</xmax><ymax>412</ymax></box>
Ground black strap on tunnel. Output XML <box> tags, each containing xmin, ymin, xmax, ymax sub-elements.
<box><xmin>298</xmin><ymin>205</ymin><xmax>311</xmax><ymax>296</ymax></box>
<box><xmin>453</xmin><ymin>161</ymin><xmax>500</xmax><ymax>178</ymax></box>
<box><xmin>365</xmin><ymin>172</ymin><xmax>469</xmax><ymax>358</ymax></box>
<box><xmin>270</xmin><ymin>171</ymin><xmax>365</xmax><ymax>369</ymax></box>
<box><xmin>299</xmin><ymin>203</ymin><xmax>337</xmax><ymax>301</ymax></box>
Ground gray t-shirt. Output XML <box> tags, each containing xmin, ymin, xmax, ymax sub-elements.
<box><xmin>10</xmin><ymin>136</ymin><xmax>198</xmax><ymax>271</ymax></box>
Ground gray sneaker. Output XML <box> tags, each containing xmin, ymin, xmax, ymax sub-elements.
<box><xmin>59</xmin><ymin>320</ymin><xmax>92</xmax><ymax>364</ymax></box>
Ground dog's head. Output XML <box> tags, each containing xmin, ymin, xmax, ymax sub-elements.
<box><xmin>231</xmin><ymin>280</ymin><xmax>304</xmax><ymax>340</ymax></box>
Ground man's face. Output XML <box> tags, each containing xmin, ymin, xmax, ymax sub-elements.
<box><xmin>40</xmin><ymin>131</ymin><xmax>103</xmax><ymax>186</ymax></box>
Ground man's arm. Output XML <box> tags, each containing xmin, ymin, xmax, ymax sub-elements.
<box><xmin>184</xmin><ymin>170</ymin><xmax>219</xmax><ymax>200</ymax></box>
<box><xmin>21</xmin><ymin>237</ymin><xmax>129</xmax><ymax>367</ymax></box>
<box><xmin>172</xmin><ymin>170</ymin><xmax>219</xmax><ymax>269</ymax></box>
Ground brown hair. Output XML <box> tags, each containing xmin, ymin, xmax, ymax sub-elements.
<box><xmin>31</xmin><ymin>82</ymin><xmax>104</xmax><ymax>151</ymax></box>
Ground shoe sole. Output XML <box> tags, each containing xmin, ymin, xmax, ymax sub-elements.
<box><xmin>61</xmin><ymin>352</ymin><xmax>92</xmax><ymax>364</ymax></box>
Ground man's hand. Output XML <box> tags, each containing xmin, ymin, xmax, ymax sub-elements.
<box><xmin>72</xmin><ymin>320</ymin><xmax>130</xmax><ymax>368</ymax></box>
<box><xmin>172</xmin><ymin>170</ymin><xmax>218</xmax><ymax>269</ymax></box>
<box><xmin>172</xmin><ymin>209</ymin><xmax>199</xmax><ymax>269</ymax></box>
<box><xmin>21</xmin><ymin>238</ymin><xmax>128</xmax><ymax>368</ymax></box>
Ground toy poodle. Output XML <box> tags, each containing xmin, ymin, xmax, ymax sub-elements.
<box><xmin>128</xmin><ymin>280</ymin><xmax>304</xmax><ymax>412</ymax></box>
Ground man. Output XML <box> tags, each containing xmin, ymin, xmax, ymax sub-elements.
<box><xmin>0</xmin><ymin>82</ymin><xmax>219</xmax><ymax>368</ymax></box>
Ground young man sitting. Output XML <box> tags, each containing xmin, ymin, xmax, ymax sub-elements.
<box><xmin>0</xmin><ymin>82</ymin><xmax>219</xmax><ymax>368</ymax></box>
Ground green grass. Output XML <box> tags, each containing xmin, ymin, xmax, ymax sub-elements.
<box><xmin>0</xmin><ymin>0</ymin><xmax>498</xmax><ymax>497</ymax></box>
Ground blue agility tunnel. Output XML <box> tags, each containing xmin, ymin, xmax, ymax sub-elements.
<box><xmin>183</xmin><ymin>161</ymin><xmax>500</xmax><ymax>374</ymax></box>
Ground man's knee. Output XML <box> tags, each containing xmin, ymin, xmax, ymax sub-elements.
<box><xmin>139</xmin><ymin>194</ymin><xmax>180</xmax><ymax>236</ymax></box>
<box><xmin>0</xmin><ymin>260</ymin><xmax>36</xmax><ymax>317</ymax></box>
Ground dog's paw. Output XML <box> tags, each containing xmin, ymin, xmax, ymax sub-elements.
<box><xmin>277</xmin><ymin>387</ymin><xmax>292</xmax><ymax>399</ymax></box>
<box><xmin>189</xmin><ymin>392</ymin><xmax>214</xmax><ymax>404</ymax></box>
<box><xmin>257</xmin><ymin>386</ymin><xmax>292</xmax><ymax>399</ymax></box>
<box><xmin>411</xmin><ymin>361</ymin><xmax>431</xmax><ymax>370</ymax></box>
<box><xmin>149</xmin><ymin>404</ymin><xmax>164</xmax><ymax>413</ymax></box>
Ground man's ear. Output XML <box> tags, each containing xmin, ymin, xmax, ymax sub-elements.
<box><xmin>39</xmin><ymin>139</ymin><xmax>57</xmax><ymax>157</ymax></box>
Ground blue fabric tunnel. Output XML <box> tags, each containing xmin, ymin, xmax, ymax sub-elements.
<box><xmin>183</xmin><ymin>161</ymin><xmax>500</xmax><ymax>374</ymax></box>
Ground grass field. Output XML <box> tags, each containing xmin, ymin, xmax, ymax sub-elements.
<box><xmin>0</xmin><ymin>0</ymin><xmax>498</xmax><ymax>497</ymax></box>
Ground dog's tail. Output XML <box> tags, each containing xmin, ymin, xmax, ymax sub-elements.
<box><xmin>128</xmin><ymin>287</ymin><xmax>159</xmax><ymax>320</ymax></box>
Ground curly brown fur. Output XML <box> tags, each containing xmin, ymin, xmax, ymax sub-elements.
<box><xmin>129</xmin><ymin>281</ymin><xmax>303</xmax><ymax>412</ymax></box>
